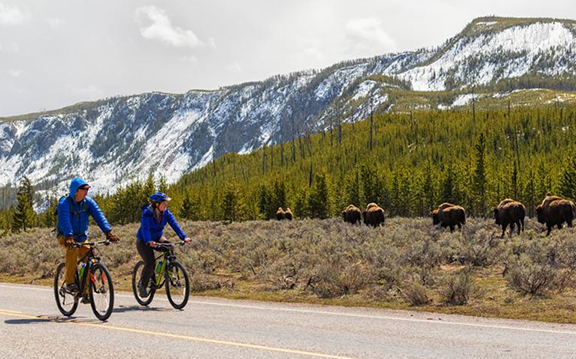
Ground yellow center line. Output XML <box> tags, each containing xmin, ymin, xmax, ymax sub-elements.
<box><xmin>0</xmin><ymin>309</ymin><xmax>358</xmax><ymax>359</ymax></box>
<box><xmin>0</xmin><ymin>309</ymin><xmax>23</xmax><ymax>314</ymax></box>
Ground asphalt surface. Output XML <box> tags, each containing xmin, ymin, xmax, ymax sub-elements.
<box><xmin>1</xmin><ymin>283</ymin><xmax>576</xmax><ymax>358</ymax></box>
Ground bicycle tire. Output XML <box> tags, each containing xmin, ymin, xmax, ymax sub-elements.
<box><xmin>54</xmin><ymin>262</ymin><xmax>78</xmax><ymax>317</ymax></box>
<box><xmin>89</xmin><ymin>262</ymin><xmax>114</xmax><ymax>321</ymax></box>
<box><xmin>165</xmin><ymin>261</ymin><xmax>190</xmax><ymax>309</ymax></box>
<box><xmin>132</xmin><ymin>261</ymin><xmax>156</xmax><ymax>306</ymax></box>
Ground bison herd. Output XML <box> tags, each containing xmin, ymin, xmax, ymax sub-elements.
<box><xmin>340</xmin><ymin>196</ymin><xmax>575</xmax><ymax>237</ymax></box>
<box><xmin>272</xmin><ymin>195</ymin><xmax>575</xmax><ymax>236</ymax></box>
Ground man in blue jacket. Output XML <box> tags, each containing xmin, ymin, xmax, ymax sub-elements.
<box><xmin>136</xmin><ymin>192</ymin><xmax>189</xmax><ymax>298</ymax></box>
<box><xmin>57</xmin><ymin>177</ymin><xmax>119</xmax><ymax>302</ymax></box>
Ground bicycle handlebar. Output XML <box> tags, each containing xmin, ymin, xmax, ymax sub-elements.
<box><xmin>152</xmin><ymin>241</ymin><xmax>187</xmax><ymax>248</ymax></box>
<box><xmin>69</xmin><ymin>239</ymin><xmax>112</xmax><ymax>248</ymax></box>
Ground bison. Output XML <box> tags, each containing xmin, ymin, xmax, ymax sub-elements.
<box><xmin>275</xmin><ymin>207</ymin><xmax>285</xmax><ymax>220</ymax></box>
<box><xmin>284</xmin><ymin>207</ymin><xmax>293</xmax><ymax>220</ymax></box>
<box><xmin>432</xmin><ymin>203</ymin><xmax>465</xmax><ymax>232</ymax></box>
<box><xmin>494</xmin><ymin>199</ymin><xmax>526</xmax><ymax>238</ymax></box>
<box><xmin>342</xmin><ymin>205</ymin><xmax>362</xmax><ymax>224</ymax></box>
<box><xmin>362</xmin><ymin>203</ymin><xmax>385</xmax><ymax>227</ymax></box>
<box><xmin>536</xmin><ymin>196</ymin><xmax>576</xmax><ymax>236</ymax></box>
<box><xmin>431</xmin><ymin>202</ymin><xmax>455</xmax><ymax>226</ymax></box>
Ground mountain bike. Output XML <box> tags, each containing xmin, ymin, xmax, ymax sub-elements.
<box><xmin>54</xmin><ymin>239</ymin><xmax>115</xmax><ymax>321</ymax></box>
<box><xmin>132</xmin><ymin>241</ymin><xmax>190</xmax><ymax>309</ymax></box>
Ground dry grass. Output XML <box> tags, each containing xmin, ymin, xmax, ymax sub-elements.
<box><xmin>2</xmin><ymin>217</ymin><xmax>576</xmax><ymax>323</ymax></box>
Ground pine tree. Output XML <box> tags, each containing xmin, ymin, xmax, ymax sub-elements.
<box><xmin>12</xmin><ymin>176</ymin><xmax>36</xmax><ymax>232</ymax></box>
<box><xmin>389</xmin><ymin>172</ymin><xmax>401</xmax><ymax>216</ymax></box>
<box><xmin>180</xmin><ymin>193</ymin><xmax>194</xmax><ymax>220</ymax></box>
<box><xmin>294</xmin><ymin>189</ymin><xmax>309</xmax><ymax>219</ymax></box>
<box><xmin>509</xmin><ymin>161</ymin><xmax>520</xmax><ymax>200</ymax></box>
<box><xmin>473</xmin><ymin>133</ymin><xmax>488</xmax><ymax>216</ymax></box>
<box><xmin>221</xmin><ymin>182</ymin><xmax>247</xmax><ymax>222</ymax></box>
<box><xmin>345</xmin><ymin>169</ymin><xmax>360</xmax><ymax>207</ymax></box>
<box><xmin>440</xmin><ymin>163</ymin><xmax>455</xmax><ymax>205</ymax></box>
<box><xmin>143</xmin><ymin>173</ymin><xmax>155</xmax><ymax>198</ymax></box>
<box><xmin>421</xmin><ymin>163</ymin><xmax>435</xmax><ymax>215</ymax></box>
<box><xmin>109</xmin><ymin>185</ymin><xmax>128</xmax><ymax>225</ymax></box>
<box><xmin>558</xmin><ymin>156</ymin><xmax>576</xmax><ymax>201</ymax></box>
<box><xmin>272</xmin><ymin>178</ymin><xmax>287</xmax><ymax>210</ymax></box>
<box><xmin>308</xmin><ymin>172</ymin><xmax>330</xmax><ymax>219</ymax></box>
<box><xmin>524</xmin><ymin>168</ymin><xmax>537</xmax><ymax>218</ymax></box>
<box><xmin>158</xmin><ymin>175</ymin><xmax>168</xmax><ymax>194</ymax></box>
<box><xmin>360</xmin><ymin>164</ymin><xmax>380</xmax><ymax>207</ymax></box>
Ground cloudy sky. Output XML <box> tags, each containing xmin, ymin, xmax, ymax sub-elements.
<box><xmin>1</xmin><ymin>0</ymin><xmax>575</xmax><ymax>117</ymax></box>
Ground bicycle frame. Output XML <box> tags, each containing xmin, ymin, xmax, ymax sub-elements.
<box><xmin>71</xmin><ymin>240</ymin><xmax>110</xmax><ymax>298</ymax></box>
<box><xmin>151</xmin><ymin>242</ymin><xmax>184</xmax><ymax>288</ymax></box>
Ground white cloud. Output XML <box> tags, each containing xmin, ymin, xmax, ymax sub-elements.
<box><xmin>345</xmin><ymin>18</ymin><xmax>397</xmax><ymax>56</ymax></box>
<box><xmin>47</xmin><ymin>18</ymin><xmax>67</xmax><ymax>29</ymax></box>
<box><xmin>135</xmin><ymin>6</ymin><xmax>208</xmax><ymax>48</ymax></box>
<box><xmin>8</xmin><ymin>69</ymin><xmax>25</xmax><ymax>77</ymax></box>
<box><xmin>303</xmin><ymin>48</ymin><xmax>324</xmax><ymax>61</ymax></box>
<box><xmin>180</xmin><ymin>55</ymin><xmax>198</xmax><ymax>65</ymax></box>
<box><xmin>225</xmin><ymin>63</ymin><xmax>243</xmax><ymax>72</ymax></box>
<box><xmin>290</xmin><ymin>47</ymin><xmax>325</xmax><ymax>68</ymax></box>
<box><xmin>65</xmin><ymin>84</ymin><xmax>104</xmax><ymax>100</ymax></box>
<box><xmin>0</xmin><ymin>4</ymin><xmax>27</xmax><ymax>25</ymax></box>
<box><xmin>5</xmin><ymin>42</ymin><xmax>19</xmax><ymax>53</ymax></box>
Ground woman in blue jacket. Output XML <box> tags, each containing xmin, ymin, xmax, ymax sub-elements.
<box><xmin>136</xmin><ymin>192</ymin><xmax>190</xmax><ymax>297</ymax></box>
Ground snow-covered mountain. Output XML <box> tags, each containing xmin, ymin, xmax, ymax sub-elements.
<box><xmin>1</xmin><ymin>16</ymin><xmax>576</xmax><ymax>197</ymax></box>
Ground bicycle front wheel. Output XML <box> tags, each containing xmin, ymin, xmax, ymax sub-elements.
<box><xmin>165</xmin><ymin>261</ymin><xmax>190</xmax><ymax>309</ymax></box>
<box><xmin>89</xmin><ymin>262</ymin><xmax>114</xmax><ymax>321</ymax></box>
<box><xmin>132</xmin><ymin>261</ymin><xmax>156</xmax><ymax>306</ymax></box>
<box><xmin>54</xmin><ymin>262</ymin><xmax>78</xmax><ymax>317</ymax></box>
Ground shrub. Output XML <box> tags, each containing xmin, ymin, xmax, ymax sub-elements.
<box><xmin>400</xmin><ymin>281</ymin><xmax>431</xmax><ymax>306</ymax></box>
<box><xmin>506</xmin><ymin>254</ymin><xmax>557</xmax><ymax>296</ymax></box>
<box><xmin>450</xmin><ymin>229</ymin><xmax>503</xmax><ymax>267</ymax></box>
<box><xmin>190</xmin><ymin>274</ymin><xmax>222</xmax><ymax>292</ymax></box>
<box><xmin>439</xmin><ymin>269</ymin><xmax>477</xmax><ymax>305</ymax></box>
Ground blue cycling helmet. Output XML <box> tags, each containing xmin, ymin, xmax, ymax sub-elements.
<box><xmin>149</xmin><ymin>192</ymin><xmax>171</xmax><ymax>203</ymax></box>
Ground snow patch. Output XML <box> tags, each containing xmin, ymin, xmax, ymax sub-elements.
<box><xmin>352</xmin><ymin>80</ymin><xmax>377</xmax><ymax>101</ymax></box>
<box><xmin>452</xmin><ymin>94</ymin><xmax>477</xmax><ymax>107</ymax></box>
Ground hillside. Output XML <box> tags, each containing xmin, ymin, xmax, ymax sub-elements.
<box><xmin>1</xmin><ymin>16</ymin><xmax>576</xmax><ymax>203</ymax></box>
<box><xmin>62</xmin><ymin>103</ymin><xmax>573</xmax><ymax>229</ymax></box>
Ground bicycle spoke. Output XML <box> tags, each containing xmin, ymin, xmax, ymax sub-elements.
<box><xmin>90</xmin><ymin>266</ymin><xmax>111</xmax><ymax>317</ymax></box>
<box><xmin>166</xmin><ymin>261</ymin><xmax>190</xmax><ymax>309</ymax></box>
<box><xmin>54</xmin><ymin>262</ymin><xmax>78</xmax><ymax>316</ymax></box>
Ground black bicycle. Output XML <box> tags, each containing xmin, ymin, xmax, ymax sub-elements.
<box><xmin>54</xmin><ymin>240</ymin><xmax>115</xmax><ymax>321</ymax></box>
<box><xmin>132</xmin><ymin>241</ymin><xmax>190</xmax><ymax>309</ymax></box>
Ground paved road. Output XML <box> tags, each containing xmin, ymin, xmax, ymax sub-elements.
<box><xmin>1</xmin><ymin>283</ymin><xmax>576</xmax><ymax>358</ymax></box>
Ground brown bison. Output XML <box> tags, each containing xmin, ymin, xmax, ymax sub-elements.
<box><xmin>275</xmin><ymin>207</ymin><xmax>285</xmax><ymax>220</ymax></box>
<box><xmin>284</xmin><ymin>207</ymin><xmax>293</xmax><ymax>220</ymax></box>
<box><xmin>494</xmin><ymin>199</ymin><xmax>526</xmax><ymax>238</ymax></box>
<box><xmin>536</xmin><ymin>196</ymin><xmax>576</xmax><ymax>236</ymax></box>
<box><xmin>342</xmin><ymin>205</ymin><xmax>362</xmax><ymax>224</ymax></box>
<box><xmin>432</xmin><ymin>203</ymin><xmax>466</xmax><ymax>232</ymax></box>
<box><xmin>362</xmin><ymin>203</ymin><xmax>385</xmax><ymax>227</ymax></box>
<box><xmin>431</xmin><ymin>203</ymin><xmax>455</xmax><ymax>226</ymax></box>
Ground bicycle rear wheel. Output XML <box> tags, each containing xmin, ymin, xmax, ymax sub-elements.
<box><xmin>165</xmin><ymin>261</ymin><xmax>190</xmax><ymax>309</ymax></box>
<box><xmin>54</xmin><ymin>263</ymin><xmax>78</xmax><ymax>317</ymax></box>
<box><xmin>132</xmin><ymin>260</ymin><xmax>156</xmax><ymax>306</ymax></box>
<box><xmin>89</xmin><ymin>263</ymin><xmax>114</xmax><ymax>321</ymax></box>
